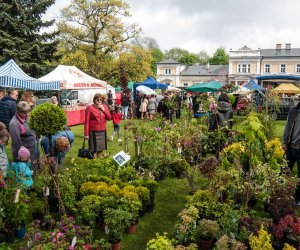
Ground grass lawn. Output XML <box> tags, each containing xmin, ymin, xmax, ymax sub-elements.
<box><xmin>121</xmin><ymin>178</ymin><xmax>189</xmax><ymax>249</ymax></box>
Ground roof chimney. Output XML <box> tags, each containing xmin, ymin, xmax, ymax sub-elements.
<box><xmin>276</xmin><ymin>43</ymin><xmax>282</xmax><ymax>50</ymax></box>
<box><xmin>285</xmin><ymin>43</ymin><xmax>291</xmax><ymax>50</ymax></box>
<box><xmin>206</xmin><ymin>62</ymin><xmax>210</xmax><ymax>70</ymax></box>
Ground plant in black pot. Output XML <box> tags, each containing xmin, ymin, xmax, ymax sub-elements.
<box><xmin>104</xmin><ymin>208</ymin><xmax>131</xmax><ymax>248</ymax></box>
<box><xmin>195</xmin><ymin>219</ymin><xmax>220</xmax><ymax>250</ymax></box>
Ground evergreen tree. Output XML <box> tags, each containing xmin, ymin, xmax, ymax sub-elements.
<box><xmin>0</xmin><ymin>0</ymin><xmax>59</xmax><ymax>77</ymax></box>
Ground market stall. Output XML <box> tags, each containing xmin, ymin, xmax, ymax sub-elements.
<box><xmin>39</xmin><ymin>65</ymin><xmax>113</xmax><ymax>126</ymax></box>
<box><xmin>272</xmin><ymin>83</ymin><xmax>300</xmax><ymax>94</ymax></box>
<box><xmin>0</xmin><ymin>59</ymin><xmax>60</xmax><ymax>90</ymax></box>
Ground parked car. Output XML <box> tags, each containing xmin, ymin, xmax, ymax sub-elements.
<box><xmin>267</xmin><ymin>97</ymin><xmax>297</xmax><ymax>120</ymax></box>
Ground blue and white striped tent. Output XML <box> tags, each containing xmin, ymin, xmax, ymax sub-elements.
<box><xmin>0</xmin><ymin>59</ymin><xmax>60</xmax><ymax>91</ymax></box>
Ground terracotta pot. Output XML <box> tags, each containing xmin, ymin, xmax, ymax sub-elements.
<box><xmin>198</xmin><ymin>238</ymin><xmax>213</xmax><ymax>250</ymax></box>
<box><xmin>126</xmin><ymin>224</ymin><xmax>137</xmax><ymax>234</ymax></box>
<box><xmin>111</xmin><ymin>241</ymin><xmax>121</xmax><ymax>250</ymax></box>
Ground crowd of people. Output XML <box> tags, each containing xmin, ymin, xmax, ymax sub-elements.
<box><xmin>0</xmin><ymin>88</ymin><xmax>74</xmax><ymax>189</ymax></box>
<box><xmin>0</xmin><ymin>86</ymin><xmax>239</xmax><ymax>193</ymax></box>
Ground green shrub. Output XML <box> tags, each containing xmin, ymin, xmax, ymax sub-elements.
<box><xmin>29</xmin><ymin>102</ymin><xmax>66</xmax><ymax>136</ymax></box>
<box><xmin>147</xmin><ymin>233</ymin><xmax>174</xmax><ymax>250</ymax></box>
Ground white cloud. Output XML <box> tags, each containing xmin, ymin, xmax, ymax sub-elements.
<box><xmin>45</xmin><ymin>0</ymin><xmax>300</xmax><ymax>55</ymax></box>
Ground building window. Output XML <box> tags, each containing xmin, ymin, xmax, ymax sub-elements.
<box><xmin>264</xmin><ymin>64</ymin><xmax>270</xmax><ymax>73</ymax></box>
<box><xmin>183</xmin><ymin>82</ymin><xmax>188</xmax><ymax>87</ymax></box>
<box><xmin>164</xmin><ymin>68</ymin><xmax>171</xmax><ymax>74</ymax></box>
<box><xmin>296</xmin><ymin>64</ymin><xmax>300</xmax><ymax>73</ymax></box>
<box><xmin>237</xmin><ymin>64</ymin><xmax>250</xmax><ymax>73</ymax></box>
<box><xmin>280</xmin><ymin>64</ymin><xmax>286</xmax><ymax>73</ymax></box>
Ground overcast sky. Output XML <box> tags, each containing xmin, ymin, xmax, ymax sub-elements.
<box><xmin>45</xmin><ymin>0</ymin><xmax>300</xmax><ymax>56</ymax></box>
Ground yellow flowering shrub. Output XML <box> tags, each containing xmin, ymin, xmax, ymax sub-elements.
<box><xmin>283</xmin><ymin>243</ymin><xmax>296</xmax><ymax>250</ymax></box>
<box><xmin>135</xmin><ymin>186</ymin><xmax>150</xmax><ymax>204</ymax></box>
<box><xmin>80</xmin><ymin>181</ymin><xmax>147</xmax><ymax>203</ymax></box>
<box><xmin>106</xmin><ymin>184</ymin><xmax>121</xmax><ymax>197</ymax></box>
<box><xmin>222</xmin><ymin>142</ymin><xmax>245</xmax><ymax>157</ymax></box>
<box><xmin>80</xmin><ymin>181</ymin><xmax>97</xmax><ymax>195</ymax></box>
<box><xmin>94</xmin><ymin>181</ymin><xmax>109</xmax><ymax>195</ymax></box>
<box><xmin>120</xmin><ymin>189</ymin><xmax>138</xmax><ymax>201</ymax></box>
<box><xmin>282</xmin><ymin>243</ymin><xmax>296</xmax><ymax>250</ymax></box>
<box><xmin>265</xmin><ymin>138</ymin><xmax>284</xmax><ymax>162</ymax></box>
<box><xmin>122</xmin><ymin>185</ymin><xmax>136</xmax><ymax>192</ymax></box>
<box><xmin>248</xmin><ymin>225</ymin><xmax>273</xmax><ymax>250</ymax></box>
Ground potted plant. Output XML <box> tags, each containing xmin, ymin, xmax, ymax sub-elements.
<box><xmin>119</xmin><ymin>198</ymin><xmax>141</xmax><ymax>234</ymax></box>
<box><xmin>104</xmin><ymin>208</ymin><xmax>131</xmax><ymax>249</ymax></box>
<box><xmin>146</xmin><ymin>233</ymin><xmax>174</xmax><ymax>250</ymax></box>
<box><xmin>174</xmin><ymin>206</ymin><xmax>199</xmax><ymax>245</ymax></box>
<box><xmin>195</xmin><ymin>219</ymin><xmax>219</xmax><ymax>249</ymax></box>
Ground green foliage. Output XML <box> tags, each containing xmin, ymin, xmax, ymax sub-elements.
<box><xmin>240</xmin><ymin>113</ymin><xmax>265</xmax><ymax>144</ymax></box>
<box><xmin>117</xmin><ymin>45</ymin><xmax>153</xmax><ymax>82</ymax></box>
<box><xmin>104</xmin><ymin>208</ymin><xmax>132</xmax><ymax>243</ymax></box>
<box><xmin>146</xmin><ymin>233</ymin><xmax>174</xmax><ymax>250</ymax></box>
<box><xmin>56</xmin><ymin>170</ymin><xmax>77</xmax><ymax>214</ymax></box>
<box><xmin>195</xmin><ymin>219</ymin><xmax>220</xmax><ymax>241</ymax></box>
<box><xmin>0</xmin><ymin>183</ymin><xmax>30</xmax><ymax>228</ymax></box>
<box><xmin>59</xmin><ymin>0</ymin><xmax>140</xmax><ymax>57</ymax></box>
<box><xmin>77</xmin><ymin>195</ymin><xmax>102</xmax><ymax>226</ymax></box>
<box><xmin>151</xmin><ymin>48</ymin><xmax>164</xmax><ymax>74</ymax></box>
<box><xmin>228</xmin><ymin>94</ymin><xmax>236</xmax><ymax>105</ymax></box>
<box><xmin>215</xmin><ymin>235</ymin><xmax>247</xmax><ymax>250</ymax></box>
<box><xmin>165</xmin><ymin>48</ymin><xmax>191</xmax><ymax>61</ymax></box>
<box><xmin>178</xmin><ymin>53</ymin><xmax>199</xmax><ymax>66</ymax></box>
<box><xmin>174</xmin><ymin>206</ymin><xmax>199</xmax><ymax>244</ymax></box>
<box><xmin>29</xmin><ymin>102</ymin><xmax>66</xmax><ymax>136</ymax></box>
<box><xmin>209</xmin><ymin>47</ymin><xmax>229</xmax><ymax>65</ymax></box>
<box><xmin>187</xmin><ymin>190</ymin><xmax>218</xmax><ymax>218</ymax></box>
<box><xmin>0</xmin><ymin>0</ymin><xmax>59</xmax><ymax>76</ymax></box>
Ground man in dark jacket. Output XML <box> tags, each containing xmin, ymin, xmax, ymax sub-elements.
<box><xmin>157</xmin><ymin>93</ymin><xmax>170</xmax><ymax>120</ymax></box>
<box><xmin>282</xmin><ymin>100</ymin><xmax>300</xmax><ymax>205</ymax></box>
<box><xmin>0</xmin><ymin>88</ymin><xmax>18</xmax><ymax>129</ymax></box>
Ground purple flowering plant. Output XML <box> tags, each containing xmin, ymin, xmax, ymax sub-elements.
<box><xmin>23</xmin><ymin>216</ymin><xmax>110</xmax><ymax>249</ymax></box>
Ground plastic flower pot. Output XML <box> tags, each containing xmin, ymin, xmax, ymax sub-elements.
<box><xmin>15</xmin><ymin>226</ymin><xmax>26</xmax><ymax>239</ymax></box>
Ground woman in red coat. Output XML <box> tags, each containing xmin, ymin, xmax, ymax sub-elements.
<box><xmin>84</xmin><ymin>93</ymin><xmax>111</xmax><ymax>159</ymax></box>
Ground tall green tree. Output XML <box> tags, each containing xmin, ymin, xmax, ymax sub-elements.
<box><xmin>115</xmin><ymin>46</ymin><xmax>152</xmax><ymax>84</ymax></box>
<box><xmin>179</xmin><ymin>53</ymin><xmax>198</xmax><ymax>66</ymax></box>
<box><xmin>58</xmin><ymin>0</ymin><xmax>140</xmax><ymax>57</ymax></box>
<box><xmin>209</xmin><ymin>47</ymin><xmax>229</xmax><ymax>65</ymax></box>
<box><xmin>131</xmin><ymin>36</ymin><xmax>162</xmax><ymax>75</ymax></box>
<box><xmin>150</xmin><ymin>48</ymin><xmax>164</xmax><ymax>74</ymax></box>
<box><xmin>164</xmin><ymin>47</ymin><xmax>199</xmax><ymax>65</ymax></box>
<box><xmin>0</xmin><ymin>0</ymin><xmax>59</xmax><ymax>77</ymax></box>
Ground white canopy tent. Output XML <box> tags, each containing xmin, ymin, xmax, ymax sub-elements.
<box><xmin>39</xmin><ymin>65</ymin><xmax>107</xmax><ymax>90</ymax></box>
